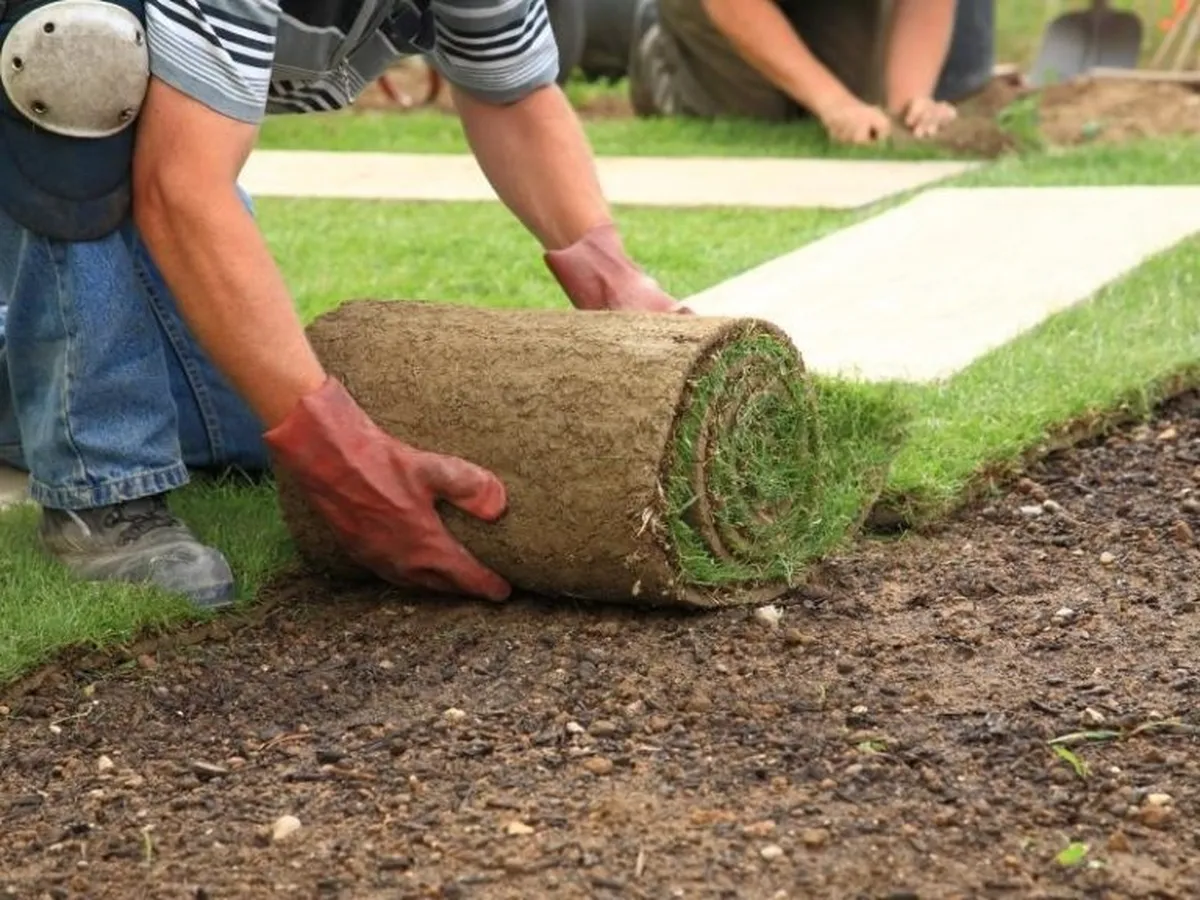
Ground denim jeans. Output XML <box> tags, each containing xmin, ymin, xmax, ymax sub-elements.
<box><xmin>0</xmin><ymin>197</ymin><xmax>271</xmax><ymax>510</ymax></box>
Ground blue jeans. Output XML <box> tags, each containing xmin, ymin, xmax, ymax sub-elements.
<box><xmin>0</xmin><ymin>199</ymin><xmax>271</xmax><ymax>510</ymax></box>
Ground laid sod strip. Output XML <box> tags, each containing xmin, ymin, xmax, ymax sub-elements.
<box><xmin>880</xmin><ymin>234</ymin><xmax>1200</xmax><ymax>524</ymax></box>
<box><xmin>277</xmin><ymin>301</ymin><xmax>907</xmax><ymax>607</ymax></box>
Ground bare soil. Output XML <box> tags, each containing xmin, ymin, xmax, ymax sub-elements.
<box><xmin>927</xmin><ymin>75</ymin><xmax>1200</xmax><ymax>157</ymax></box>
<box><xmin>3</xmin><ymin>384</ymin><xmax>1200</xmax><ymax>898</ymax></box>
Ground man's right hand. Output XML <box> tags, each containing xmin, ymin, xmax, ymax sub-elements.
<box><xmin>816</xmin><ymin>98</ymin><xmax>893</xmax><ymax>145</ymax></box>
<box><xmin>264</xmin><ymin>377</ymin><xmax>512</xmax><ymax>602</ymax></box>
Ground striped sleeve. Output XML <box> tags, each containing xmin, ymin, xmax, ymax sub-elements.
<box><xmin>429</xmin><ymin>0</ymin><xmax>559</xmax><ymax>104</ymax></box>
<box><xmin>146</xmin><ymin>0</ymin><xmax>280</xmax><ymax>123</ymax></box>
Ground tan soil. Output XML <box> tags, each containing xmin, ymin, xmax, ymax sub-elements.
<box><xmin>4</xmin><ymin>391</ymin><xmax>1200</xmax><ymax>898</ymax></box>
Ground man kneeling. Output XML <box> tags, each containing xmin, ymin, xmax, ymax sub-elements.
<box><xmin>629</xmin><ymin>0</ymin><xmax>995</xmax><ymax>144</ymax></box>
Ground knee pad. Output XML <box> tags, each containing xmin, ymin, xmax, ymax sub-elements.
<box><xmin>0</xmin><ymin>0</ymin><xmax>148</xmax><ymax>241</ymax></box>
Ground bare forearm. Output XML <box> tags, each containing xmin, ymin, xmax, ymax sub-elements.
<box><xmin>885</xmin><ymin>0</ymin><xmax>957</xmax><ymax>112</ymax></box>
<box><xmin>453</xmin><ymin>84</ymin><xmax>609</xmax><ymax>251</ymax></box>
<box><xmin>134</xmin><ymin>183</ymin><xmax>325</xmax><ymax>428</ymax></box>
<box><xmin>702</xmin><ymin>0</ymin><xmax>853</xmax><ymax>114</ymax></box>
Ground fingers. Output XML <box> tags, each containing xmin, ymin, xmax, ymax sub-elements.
<box><xmin>905</xmin><ymin>100</ymin><xmax>957</xmax><ymax>139</ymax></box>
<box><xmin>418</xmin><ymin>452</ymin><xmax>508</xmax><ymax>523</ymax></box>
<box><xmin>411</xmin><ymin>542</ymin><xmax>513</xmax><ymax>603</ymax></box>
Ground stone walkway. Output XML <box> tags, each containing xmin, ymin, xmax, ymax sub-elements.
<box><xmin>685</xmin><ymin>185</ymin><xmax>1200</xmax><ymax>382</ymax></box>
<box><xmin>240</xmin><ymin>150</ymin><xmax>978</xmax><ymax>210</ymax></box>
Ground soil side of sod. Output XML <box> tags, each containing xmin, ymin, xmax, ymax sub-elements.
<box><xmin>3</xmin><ymin>392</ymin><xmax>1199</xmax><ymax>899</ymax></box>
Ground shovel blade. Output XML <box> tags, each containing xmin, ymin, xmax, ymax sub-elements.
<box><xmin>1029</xmin><ymin>8</ymin><xmax>1143</xmax><ymax>87</ymax></box>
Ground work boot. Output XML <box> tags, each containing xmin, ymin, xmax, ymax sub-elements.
<box><xmin>39</xmin><ymin>494</ymin><xmax>236</xmax><ymax>610</ymax></box>
<box><xmin>627</xmin><ymin>0</ymin><xmax>671</xmax><ymax>117</ymax></box>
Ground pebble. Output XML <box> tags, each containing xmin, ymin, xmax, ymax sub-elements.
<box><xmin>782</xmin><ymin>628</ymin><xmax>809</xmax><ymax>647</ymax></box>
<box><xmin>1171</xmin><ymin>520</ymin><xmax>1195</xmax><ymax>546</ymax></box>
<box><xmin>1042</xmin><ymin>499</ymin><xmax>1064</xmax><ymax>515</ymax></box>
<box><xmin>565</xmin><ymin>721</ymin><xmax>585</xmax><ymax>735</ymax></box>
<box><xmin>1139</xmin><ymin>804</ymin><xmax>1173</xmax><ymax>829</ymax></box>
<box><xmin>1183</xmin><ymin>497</ymin><xmax>1200</xmax><ymax>515</ymax></box>
<box><xmin>1157</xmin><ymin>426</ymin><xmax>1178</xmax><ymax>441</ymax></box>
<box><xmin>1099</xmin><ymin>551</ymin><xmax>1116</xmax><ymax>566</ymax></box>
<box><xmin>1052</xmin><ymin>607</ymin><xmax>1076</xmax><ymax>624</ymax></box>
<box><xmin>96</xmin><ymin>755</ymin><xmax>115</xmax><ymax>774</ymax></box>
<box><xmin>1146</xmin><ymin>792</ymin><xmax>1173</xmax><ymax>807</ymax></box>
<box><xmin>1107</xmin><ymin>831</ymin><xmax>1132</xmax><ymax>854</ymax></box>
<box><xmin>272</xmin><ymin>815</ymin><xmax>302</xmax><ymax>842</ymax></box>
<box><xmin>1082</xmin><ymin>707</ymin><xmax>1106</xmax><ymax>725</ymax></box>
<box><xmin>754</xmin><ymin>605</ymin><xmax>783</xmax><ymax>628</ymax></box>
<box><xmin>759</xmin><ymin>844</ymin><xmax>785</xmax><ymax>861</ymax></box>
<box><xmin>0</xmin><ymin>705</ymin><xmax>9</xmax><ymax>716</ymax></box>
<box><xmin>589</xmin><ymin>720</ymin><xmax>618</xmax><ymax>738</ymax></box>
<box><xmin>741</xmin><ymin>820</ymin><xmax>776</xmax><ymax>837</ymax></box>
<box><xmin>505</xmin><ymin>821</ymin><xmax>535</xmax><ymax>836</ymax></box>
<box><xmin>191</xmin><ymin>761</ymin><xmax>229</xmax><ymax>780</ymax></box>
<box><xmin>800</xmin><ymin>828</ymin><xmax>830</xmax><ymax>848</ymax></box>
<box><xmin>442</xmin><ymin>708</ymin><xmax>467</xmax><ymax>723</ymax></box>
<box><xmin>582</xmin><ymin>757</ymin><xmax>614</xmax><ymax>776</ymax></box>
<box><xmin>1018</xmin><ymin>504</ymin><xmax>1044</xmax><ymax>518</ymax></box>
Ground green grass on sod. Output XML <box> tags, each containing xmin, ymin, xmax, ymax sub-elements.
<box><xmin>3</xmin><ymin>137</ymin><xmax>1200</xmax><ymax>683</ymax></box>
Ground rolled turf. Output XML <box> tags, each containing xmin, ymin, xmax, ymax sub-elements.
<box><xmin>277</xmin><ymin>300</ymin><xmax>904</xmax><ymax>608</ymax></box>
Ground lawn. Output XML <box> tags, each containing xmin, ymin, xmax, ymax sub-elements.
<box><xmin>3</xmin><ymin>1</ymin><xmax>1199</xmax><ymax>684</ymax></box>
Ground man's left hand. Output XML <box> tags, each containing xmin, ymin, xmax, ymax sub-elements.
<box><xmin>545</xmin><ymin>223</ymin><xmax>690</xmax><ymax>314</ymax></box>
<box><xmin>900</xmin><ymin>97</ymin><xmax>957</xmax><ymax>138</ymax></box>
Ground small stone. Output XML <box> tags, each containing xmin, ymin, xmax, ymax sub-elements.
<box><xmin>1139</xmin><ymin>804</ymin><xmax>1173</xmax><ymax>829</ymax></box>
<box><xmin>1017</xmin><ymin>478</ymin><xmax>1048</xmax><ymax>501</ymax></box>
<box><xmin>782</xmin><ymin>628</ymin><xmax>808</xmax><ymax>647</ymax></box>
<box><xmin>589</xmin><ymin>720</ymin><xmax>618</xmax><ymax>738</ymax></box>
<box><xmin>0</xmin><ymin>705</ymin><xmax>9</xmax><ymax>716</ymax></box>
<box><xmin>271</xmin><ymin>815</ymin><xmax>302</xmax><ymax>842</ymax></box>
<box><xmin>754</xmin><ymin>605</ymin><xmax>783</xmax><ymax>628</ymax></box>
<box><xmin>565</xmin><ymin>721</ymin><xmax>585</xmax><ymax>735</ymax></box>
<box><xmin>505</xmin><ymin>821</ymin><xmax>535</xmax><ymax>836</ymax></box>
<box><xmin>1145</xmin><ymin>792</ymin><xmax>1173</xmax><ymax>807</ymax></box>
<box><xmin>583</xmin><ymin>757</ymin><xmax>614</xmax><ymax>776</ymax></box>
<box><xmin>1171</xmin><ymin>520</ymin><xmax>1195</xmax><ymax>546</ymax></box>
<box><xmin>96</xmin><ymin>755</ymin><xmax>115</xmax><ymax>774</ymax></box>
<box><xmin>1157</xmin><ymin>426</ymin><xmax>1178</xmax><ymax>441</ymax></box>
<box><xmin>225</xmin><ymin>756</ymin><xmax>247</xmax><ymax>770</ymax></box>
<box><xmin>1107</xmin><ymin>831</ymin><xmax>1132</xmax><ymax>854</ymax></box>
<box><xmin>759</xmin><ymin>844</ymin><xmax>785</xmax><ymax>861</ymax></box>
<box><xmin>800</xmin><ymin>828</ymin><xmax>830</xmax><ymax>848</ymax></box>
<box><xmin>1052</xmin><ymin>607</ymin><xmax>1076</xmax><ymax>624</ymax></box>
<box><xmin>442</xmin><ymin>708</ymin><xmax>467</xmax><ymax>723</ymax></box>
<box><xmin>191</xmin><ymin>761</ymin><xmax>229</xmax><ymax>780</ymax></box>
<box><xmin>1100</xmin><ymin>551</ymin><xmax>1116</xmax><ymax>566</ymax></box>
<box><xmin>1183</xmin><ymin>497</ymin><xmax>1200</xmax><ymax>515</ymax></box>
<box><xmin>741</xmin><ymin>820</ymin><xmax>776</xmax><ymax>837</ymax></box>
<box><xmin>1018</xmin><ymin>504</ymin><xmax>1044</xmax><ymax>518</ymax></box>
<box><xmin>137</xmin><ymin>654</ymin><xmax>158</xmax><ymax>671</ymax></box>
<box><xmin>1042</xmin><ymin>499</ymin><xmax>1064</xmax><ymax>515</ymax></box>
<box><xmin>1082</xmin><ymin>707</ymin><xmax>1106</xmax><ymax>725</ymax></box>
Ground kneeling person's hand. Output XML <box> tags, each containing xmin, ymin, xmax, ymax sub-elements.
<box><xmin>899</xmin><ymin>97</ymin><xmax>957</xmax><ymax>138</ymax></box>
<box><xmin>266</xmin><ymin>378</ymin><xmax>511</xmax><ymax>602</ymax></box>
<box><xmin>816</xmin><ymin>98</ymin><xmax>893</xmax><ymax>145</ymax></box>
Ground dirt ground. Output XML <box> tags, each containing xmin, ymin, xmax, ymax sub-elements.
<box><xmin>358</xmin><ymin>60</ymin><xmax>1200</xmax><ymax>159</ymax></box>
<box><xmin>3</xmin><ymin>375</ymin><xmax>1200</xmax><ymax>899</ymax></box>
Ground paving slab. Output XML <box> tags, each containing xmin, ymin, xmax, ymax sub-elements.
<box><xmin>240</xmin><ymin>150</ymin><xmax>978</xmax><ymax>209</ymax></box>
<box><xmin>684</xmin><ymin>186</ymin><xmax>1200</xmax><ymax>382</ymax></box>
<box><xmin>0</xmin><ymin>463</ymin><xmax>29</xmax><ymax>509</ymax></box>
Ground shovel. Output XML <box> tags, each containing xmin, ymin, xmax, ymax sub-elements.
<box><xmin>1029</xmin><ymin>0</ymin><xmax>1143</xmax><ymax>87</ymax></box>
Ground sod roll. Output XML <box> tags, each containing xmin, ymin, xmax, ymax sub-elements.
<box><xmin>277</xmin><ymin>300</ymin><xmax>836</xmax><ymax>609</ymax></box>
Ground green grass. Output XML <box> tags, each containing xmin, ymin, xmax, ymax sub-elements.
<box><xmin>4</xmin><ymin>132</ymin><xmax>1199</xmax><ymax>684</ymax></box>
<box><xmin>663</xmin><ymin>331</ymin><xmax>907</xmax><ymax>589</ymax></box>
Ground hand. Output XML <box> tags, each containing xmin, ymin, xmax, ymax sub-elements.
<box><xmin>544</xmin><ymin>223</ymin><xmax>691</xmax><ymax>314</ymax></box>
<box><xmin>899</xmin><ymin>96</ymin><xmax>957</xmax><ymax>138</ymax></box>
<box><xmin>265</xmin><ymin>377</ymin><xmax>511</xmax><ymax>601</ymax></box>
<box><xmin>816</xmin><ymin>98</ymin><xmax>892</xmax><ymax>145</ymax></box>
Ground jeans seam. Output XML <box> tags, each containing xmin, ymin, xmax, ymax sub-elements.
<box><xmin>46</xmin><ymin>237</ymin><xmax>92</xmax><ymax>488</ymax></box>
<box><xmin>132</xmin><ymin>242</ymin><xmax>228</xmax><ymax>464</ymax></box>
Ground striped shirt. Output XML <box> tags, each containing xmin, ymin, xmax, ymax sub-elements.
<box><xmin>145</xmin><ymin>0</ymin><xmax>560</xmax><ymax>123</ymax></box>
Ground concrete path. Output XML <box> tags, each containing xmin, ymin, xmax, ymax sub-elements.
<box><xmin>684</xmin><ymin>186</ymin><xmax>1200</xmax><ymax>382</ymax></box>
<box><xmin>0</xmin><ymin>463</ymin><xmax>28</xmax><ymax>509</ymax></box>
<box><xmin>240</xmin><ymin>150</ymin><xmax>978</xmax><ymax>210</ymax></box>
